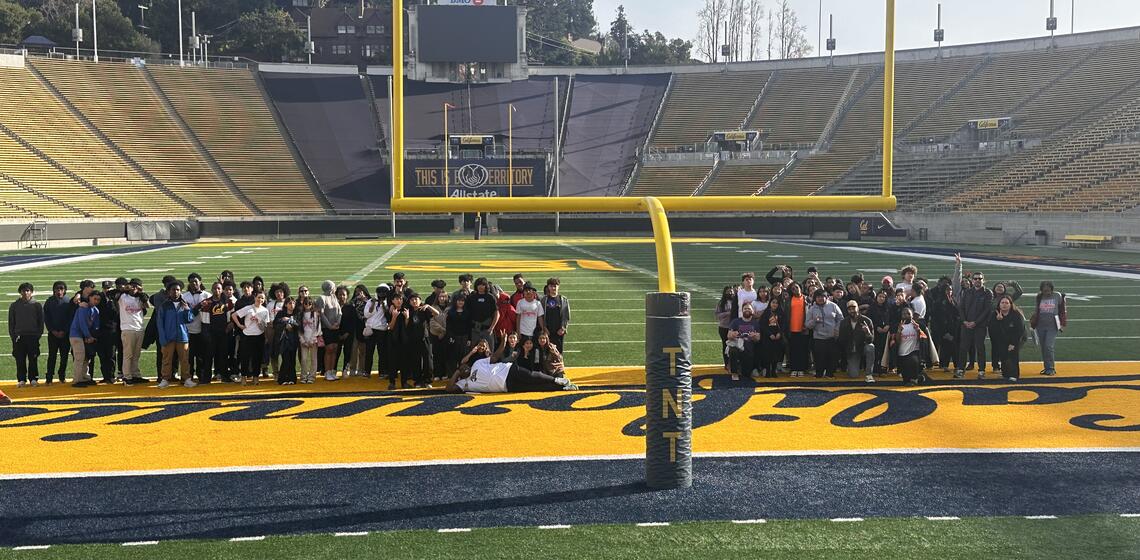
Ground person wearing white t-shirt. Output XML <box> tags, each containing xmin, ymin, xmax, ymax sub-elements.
<box><xmin>736</xmin><ymin>272</ymin><xmax>758</xmax><ymax>319</ymax></box>
<box><xmin>232</xmin><ymin>292</ymin><xmax>270</xmax><ymax>385</ymax></box>
<box><xmin>514</xmin><ymin>284</ymin><xmax>544</xmax><ymax>340</ymax></box>
<box><xmin>117</xmin><ymin>279</ymin><xmax>149</xmax><ymax>384</ymax></box>
<box><xmin>446</xmin><ymin>340</ymin><xmax>578</xmax><ymax>393</ymax></box>
<box><xmin>896</xmin><ymin>264</ymin><xmax>918</xmax><ymax>298</ymax></box>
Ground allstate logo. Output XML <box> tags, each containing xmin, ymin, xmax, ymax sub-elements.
<box><xmin>456</xmin><ymin>164</ymin><xmax>489</xmax><ymax>188</ymax></box>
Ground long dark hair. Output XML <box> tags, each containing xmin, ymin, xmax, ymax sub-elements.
<box><xmin>717</xmin><ymin>285</ymin><xmax>737</xmax><ymax>311</ymax></box>
<box><xmin>996</xmin><ymin>294</ymin><xmax>1022</xmax><ymax>318</ymax></box>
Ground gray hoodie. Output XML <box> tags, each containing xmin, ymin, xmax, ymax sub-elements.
<box><xmin>315</xmin><ymin>280</ymin><xmax>342</xmax><ymax>330</ymax></box>
<box><xmin>807</xmin><ymin>300</ymin><xmax>843</xmax><ymax>340</ymax></box>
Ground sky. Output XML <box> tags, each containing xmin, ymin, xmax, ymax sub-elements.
<box><xmin>590</xmin><ymin>0</ymin><xmax>1140</xmax><ymax>59</ymax></box>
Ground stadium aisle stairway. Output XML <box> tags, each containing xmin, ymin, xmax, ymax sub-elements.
<box><xmin>147</xmin><ymin>65</ymin><xmax>324</xmax><ymax>214</ymax></box>
<box><xmin>31</xmin><ymin>59</ymin><xmax>255</xmax><ymax>217</ymax></box>
<box><xmin>629</xmin><ymin>165</ymin><xmax>712</xmax><ymax>196</ymax></box>
<box><xmin>748</xmin><ymin>67</ymin><xmax>856</xmax><ymax>147</ymax></box>
<box><xmin>0</xmin><ymin>174</ymin><xmax>84</xmax><ymax>218</ymax></box>
<box><xmin>703</xmin><ymin>162</ymin><xmax>785</xmax><ymax>196</ymax></box>
<box><xmin>0</xmin><ymin>67</ymin><xmax>185</xmax><ymax>216</ymax></box>
<box><xmin>650</xmin><ymin>71</ymin><xmax>769</xmax><ymax>148</ymax></box>
<box><xmin>0</xmin><ymin>132</ymin><xmax>130</xmax><ymax>217</ymax></box>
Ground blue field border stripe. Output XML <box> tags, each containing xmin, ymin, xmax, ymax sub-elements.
<box><xmin>9</xmin><ymin>373</ymin><xmax>1140</xmax><ymax>406</ymax></box>
<box><xmin>0</xmin><ymin>452</ymin><xmax>1136</xmax><ymax>546</ymax></box>
<box><xmin>0</xmin><ymin>244</ymin><xmax>186</xmax><ymax>268</ymax></box>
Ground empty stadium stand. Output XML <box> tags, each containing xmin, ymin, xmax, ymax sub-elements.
<box><xmin>628</xmin><ymin>164</ymin><xmax>713</xmax><ymax>197</ymax></box>
<box><xmin>650</xmin><ymin>71</ymin><xmax>769</xmax><ymax>148</ymax></box>
<box><xmin>31</xmin><ymin>58</ymin><xmax>255</xmax><ymax>217</ymax></box>
<box><xmin>0</xmin><ymin>66</ymin><xmax>190</xmax><ymax>216</ymax></box>
<box><xmin>748</xmin><ymin>67</ymin><xmax>856</xmax><ymax>147</ymax></box>
<box><xmin>561</xmin><ymin>74</ymin><xmax>669</xmax><ymax>197</ymax></box>
<box><xmin>148</xmin><ymin>65</ymin><xmax>326</xmax><ymax>214</ymax></box>
<box><xmin>702</xmin><ymin>162</ymin><xmax>786</xmax><ymax>196</ymax></box>
<box><xmin>263</xmin><ymin>72</ymin><xmax>389</xmax><ymax>210</ymax></box>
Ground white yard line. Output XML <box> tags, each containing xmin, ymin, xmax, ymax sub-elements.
<box><xmin>342</xmin><ymin>244</ymin><xmax>406</xmax><ymax>285</ymax></box>
<box><xmin>0</xmin><ymin>246</ymin><xmax>182</xmax><ymax>274</ymax></box>
<box><xmin>557</xmin><ymin>242</ymin><xmax>719</xmax><ymax>298</ymax></box>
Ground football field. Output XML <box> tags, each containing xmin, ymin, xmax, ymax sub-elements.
<box><xmin>0</xmin><ymin>237</ymin><xmax>1137</xmax><ymax>558</ymax></box>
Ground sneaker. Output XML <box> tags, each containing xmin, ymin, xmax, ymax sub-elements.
<box><xmin>17</xmin><ymin>381</ymin><xmax>26</xmax><ymax>388</ymax></box>
<box><xmin>0</xmin><ymin>393</ymin><xmax>10</xmax><ymax>405</ymax></box>
<box><xmin>387</xmin><ymin>381</ymin><xmax>396</xmax><ymax>390</ymax></box>
<box><xmin>45</xmin><ymin>378</ymin><xmax>53</xmax><ymax>385</ymax></box>
<box><xmin>562</xmin><ymin>383</ymin><xmax>580</xmax><ymax>391</ymax></box>
<box><xmin>953</xmin><ymin>370</ymin><xmax>964</xmax><ymax>379</ymax></box>
<box><xmin>1043</xmin><ymin>370</ymin><xmax>1057</xmax><ymax>376</ymax></box>
<box><xmin>555</xmin><ymin>377</ymin><xmax>570</xmax><ymax>387</ymax></box>
<box><xmin>865</xmin><ymin>375</ymin><xmax>875</xmax><ymax>383</ymax></box>
<box><xmin>29</xmin><ymin>379</ymin><xmax>39</xmax><ymax>387</ymax></box>
<box><xmin>1006</xmin><ymin>377</ymin><xmax>1018</xmax><ymax>382</ymax></box>
<box><xmin>978</xmin><ymin>371</ymin><xmax>986</xmax><ymax>380</ymax></box>
<box><xmin>183</xmin><ymin>379</ymin><xmax>198</xmax><ymax>388</ymax></box>
<box><xmin>325</xmin><ymin>372</ymin><xmax>338</xmax><ymax>382</ymax></box>
<box><xmin>906</xmin><ymin>379</ymin><xmax>918</xmax><ymax>386</ymax></box>
<box><xmin>157</xmin><ymin>379</ymin><xmax>171</xmax><ymax>389</ymax></box>
<box><xmin>731</xmin><ymin>374</ymin><xmax>740</xmax><ymax>381</ymax></box>
<box><xmin>71</xmin><ymin>380</ymin><xmax>93</xmax><ymax>388</ymax></box>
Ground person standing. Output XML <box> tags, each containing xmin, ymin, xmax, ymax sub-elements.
<box><xmin>314</xmin><ymin>280</ymin><xmax>343</xmax><ymax>382</ymax></box>
<box><xmin>807</xmin><ymin>289</ymin><xmax>843</xmax><ymax>379</ymax></box>
<box><xmin>361</xmin><ymin>286</ymin><xmax>390</xmax><ymax>380</ymax></box>
<box><xmin>446</xmin><ymin>294</ymin><xmax>473</xmax><ymax>377</ymax></box>
<box><xmin>514</xmin><ymin>284</ymin><xmax>545</xmax><ymax>342</ymax></box>
<box><xmin>88</xmin><ymin>281</ymin><xmax>119</xmax><ymax>384</ymax></box>
<box><xmin>117</xmin><ymin>279</ymin><xmax>149</xmax><ymax>385</ymax></box>
<box><xmin>758</xmin><ymin>304</ymin><xmax>784</xmax><ymax>379</ymax></box>
<box><xmin>734</xmin><ymin>273</ymin><xmax>758</xmax><ymax>318</ymax></box>
<box><xmin>68</xmin><ymin>291</ymin><xmax>101</xmax><ymax>387</ymax></box>
<box><xmin>232</xmin><ymin>292</ymin><xmax>270</xmax><ymax>386</ymax></box>
<box><xmin>993</xmin><ymin>295</ymin><xmax>1027</xmax><ymax>381</ymax></box>
<box><xmin>203</xmin><ymin>282</ymin><xmax>237</xmax><ymax>383</ymax></box>
<box><xmin>930</xmin><ymin>282</ymin><xmax>960</xmax><ymax>372</ymax></box>
<box><xmin>298</xmin><ymin>296</ymin><xmax>323</xmax><ymax>384</ymax></box>
<box><xmin>42</xmin><ymin>281</ymin><xmax>72</xmax><ymax>384</ymax></box>
<box><xmin>182</xmin><ymin>274</ymin><xmax>210</xmax><ymax>384</ymax></box>
<box><xmin>956</xmin><ymin>271</ymin><xmax>993</xmax><ymax>379</ymax></box>
<box><xmin>157</xmin><ymin>281</ymin><xmax>199</xmax><ymax>389</ymax></box>
<box><xmin>466</xmin><ymin>278</ymin><xmax>499</xmax><ymax>351</ymax></box>
<box><xmin>1031</xmin><ymin>281</ymin><xmax>1066</xmax><ymax>376</ymax></box>
<box><xmin>540</xmin><ymin>277</ymin><xmax>570</xmax><ymax>353</ymax></box>
<box><xmin>8</xmin><ymin>283</ymin><xmax>44</xmax><ymax>387</ymax></box>
<box><xmin>785</xmin><ymin>283</ymin><xmax>810</xmax><ymax>377</ymax></box>
<box><xmin>405</xmin><ymin>292</ymin><xmax>439</xmax><ymax>388</ymax></box>
<box><xmin>429</xmin><ymin>291</ymin><xmax>451</xmax><ymax>381</ymax></box>
<box><xmin>274</xmin><ymin>298</ymin><xmax>299</xmax><ymax>385</ymax></box>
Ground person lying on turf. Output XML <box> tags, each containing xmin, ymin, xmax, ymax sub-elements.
<box><xmin>447</xmin><ymin>340</ymin><xmax>578</xmax><ymax>394</ymax></box>
<box><xmin>0</xmin><ymin>388</ymin><xmax>10</xmax><ymax>406</ymax></box>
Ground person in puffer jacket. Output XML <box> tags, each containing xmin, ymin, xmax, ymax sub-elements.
<box><xmin>956</xmin><ymin>270</ymin><xmax>993</xmax><ymax>379</ymax></box>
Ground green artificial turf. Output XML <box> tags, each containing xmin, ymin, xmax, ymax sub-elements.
<box><xmin>0</xmin><ymin>238</ymin><xmax>1137</xmax><ymax>379</ymax></box>
<box><xmin>3</xmin><ymin>515</ymin><xmax>1137</xmax><ymax>560</ymax></box>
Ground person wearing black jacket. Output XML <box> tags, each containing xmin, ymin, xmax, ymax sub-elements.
<box><xmin>929</xmin><ymin>283</ymin><xmax>961</xmax><ymax>372</ymax></box>
<box><xmin>9</xmin><ymin>283</ymin><xmax>44</xmax><ymax>387</ymax></box>
<box><xmin>403</xmin><ymin>292</ymin><xmax>439</xmax><ymax>388</ymax></box>
<box><xmin>992</xmin><ymin>295</ymin><xmax>1027</xmax><ymax>381</ymax></box>
<box><xmin>866</xmin><ymin>290</ymin><xmax>891</xmax><ymax>375</ymax></box>
<box><xmin>839</xmin><ymin>300</ymin><xmax>876</xmax><ymax>382</ymax></box>
<box><xmin>85</xmin><ymin>282</ymin><xmax>119</xmax><ymax>384</ymax></box>
<box><xmin>43</xmin><ymin>281</ymin><xmax>73</xmax><ymax>384</ymax></box>
<box><xmin>956</xmin><ymin>271</ymin><xmax>994</xmax><ymax>379</ymax></box>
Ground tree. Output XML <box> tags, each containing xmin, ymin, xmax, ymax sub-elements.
<box><xmin>695</xmin><ymin>0</ymin><xmax>725</xmax><ymax>63</ymax></box>
<box><xmin>0</xmin><ymin>0</ymin><xmax>41</xmax><ymax>45</ymax></box>
<box><xmin>222</xmin><ymin>7</ymin><xmax>303</xmax><ymax>62</ymax></box>
<box><xmin>773</xmin><ymin>0</ymin><xmax>811</xmax><ymax>59</ymax></box>
<box><xmin>631</xmin><ymin>30</ymin><xmax>690</xmax><ymax>65</ymax></box>
<box><xmin>521</xmin><ymin>0</ymin><xmax>598</xmax><ymax>65</ymax></box>
<box><xmin>747</xmin><ymin>0</ymin><xmax>763</xmax><ymax>61</ymax></box>
<box><xmin>607</xmin><ymin>4</ymin><xmax>630</xmax><ymax>64</ymax></box>
<box><xmin>24</xmin><ymin>0</ymin><xmax>158</xmax><ymax>53</ymax></box>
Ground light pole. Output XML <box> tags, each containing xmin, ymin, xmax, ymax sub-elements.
<box><xmin>306</xmin><ymin>15</ymin><xmax>313</xmax><ymax>64</ymax></box>
<box><xmin>444</xmin><ymin>102</ymin><xmax>455</xmax><ymax>197</ymax></box>
<box><xmin>91</xmin><ymin>0</ymin><xmax>98</xmax><ymax>62</ymax></box>
<box><xmin>202</xmin><ymin>34</ymin><xmax>211</xmax><ymax>68</ymax></box>
<box><xmin>73</xmin><ymin>3</ymin><xmax>82</xmax><ymax>59</ymax></box>
<box><xmin>508</xmin><ymin>103</ymin><xmax>516</xmax><ymax>198</ymax></box>
<box><xmin>177</xmin><ymin>0</ymin><xmax>183</xmax><ymax>66</ymax></box>
<box><xmin>934</xmin><ymin>3</ymin><xmax>945</xmax><ymax>57</ymax></box>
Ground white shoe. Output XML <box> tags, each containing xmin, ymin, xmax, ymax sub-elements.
<box><xmin>157</xmin><ymin>379</ymin><xmax>171</xmax><ymax>389</ymax></box>
<box><xmin>325</xmin><ymin>372</ymin><xmax>338</xmax><ymax>381</ymax></box>
<box><xmin>865</xmin><ymin>375</ymin><xmax>875</xmax><ymax>383</ymax></box>
<box><xmin>17</xmin><ymin>381</ymin><xmax>26</xmax><ymax>388</ymax></box>
<box><xmin>554</xmin><ymin>377</ymin><xmax>570</xmax><ymax>387</ymax></box>
<box><xmin>29</xmin><ymin>379</ymin><xmax>39</xmax><ymax>386</ymax></box>
<box><xmin>183</xmin><ymin>379</ymin><xmax>198</xmax><ymax>388</ymax></box>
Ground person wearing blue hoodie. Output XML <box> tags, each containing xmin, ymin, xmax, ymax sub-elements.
<box><xmin>68</xmin><ymin>291</ymin><xmax>102</xmax><ymax>387</ymax></box>
<box><xmin>157</xmin><ymin>281</ymin><xmax>198</xmax><ymax>389</ymax></box>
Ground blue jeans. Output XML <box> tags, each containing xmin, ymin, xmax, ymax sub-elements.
<box><xmin>1036</xmin><ymin>327</ymin><xmax>1058</xmax><ymax>373</ymax></box>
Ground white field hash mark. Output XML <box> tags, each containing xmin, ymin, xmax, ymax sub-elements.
<box><xmin>636</xmin><ymin>522</ymin><xmax>670</xmax><ymax>527</ymax></box>
<box><xmin>334</xmin><ymin>532</ymin><xmax>370</xmax><ymax>537</ymax></box>
<box><xmin>437</xmin><ymin>528</ymin><xmax>472</xmax><ymax>533</ymax></box>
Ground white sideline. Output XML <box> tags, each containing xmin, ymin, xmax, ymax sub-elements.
<box><xmin>0</xmin><ymin>245</ymin><xmax>182</xmax><ymax>274</ymax></box>
<box><xmin>1</xmin><ymin>448</ymin><xmax>1137</xmax><ymax>481</ymax></box>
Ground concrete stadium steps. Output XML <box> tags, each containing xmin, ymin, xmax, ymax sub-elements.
<box><xmin>561</xmin><ymin>74</ymin><xmax>669</xmax><ymax>197</ymax></box>
<box><xmin>0</xmin><ymin>132</ymin><xmax>129</xmax><ymax>217</ymax></box>
<box><xmin>892</xmin><ymin>56</ymin><xmax>984</xmax><ymax>132</ymax></box>
<box><xmin>907</xmin><ymin>47</ymin><xmax>1093</xmax><ymax>142</ymax></box>
<box><xmin>31</xmin><ymin>58</ymin><xmax>252</xmax><ymax>217</ymax></box>
<box><xmin>748</xmin><ymin>67</ymin><xmax>857</xmax><ymax>147</ymax></box>
<box><xmin>628</xmin><ymin>164</ymin><xmax>712</xmax><ymax>196</ymax></box>
<box><xmin>830</xmin><ymin>152</ymin><xmax>1007</xmax><ymax>208</ymax></box>
<box><xmin>1034</xmin><ymin>152</ymin><xmax>1140</xmax><ymax>212</ymax></box>
<box><xmin>650</xmin><ymin>71</ymin><xmax>769</xmax><ymax>148</ymax></box>
<box><xmin>0</xmin><ymin>67</ymin><xmax>184</xmax><ymax>216</ymax></box>
<box><xmin>703</xmin><ymin>163</ymin><xmax>785</xmax><ymax>196</ymax></box>
<box><xmin>147</xmin><ymin>65</ymin><xmax>323</xmax><ymax>214</ymax></box>
<box><xmin>0</xmin><ymin>174</ymin><xmax>84</xmax><ymax>219</ymax></box>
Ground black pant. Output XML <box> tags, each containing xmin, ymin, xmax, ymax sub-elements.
<box><xmin>728</xmin><ymin>342</ymin><xmax>756</xmax><ymax>376</ymax></box>
<box><xmin>278</xmin><ymin>345</ymin><xmax>298</xmax><ymax>383</ymax></box>
<box><xmin>208</xmin><ymin>330</ymin><xmax>231</xmax><ymax>380</ymax></box>
<box><xmin>505</xmin><ymin>363</ymin><xmax>564</xmax><ymax>392</ymax></box>
<box><xmin>958</xmin><ymin>326</ymin><xmax>987</xmax><ymax>372</ymax></box>
<box><xmin>238</xmin><ymin>333</ymin><xmax>265</xmax><ymax>378</ymax></box>
<box><xmin>46</xmin><ymin>333</ymin><xmax>68</xmax><ymax>381</ymax></box>
<box><xmin>432</xmin><ymin>335</ymin><xmax>452</xmax><ymax>379</ymax></box>
<box><xmin>990</xmin><ymin>332</ymin><xmax>1006</xmax><ymax>372</ymax></box>
<box><xmin>189</xmin><ymin>332</ymin><xmax>212</xmax><ymax>384</ymax></box>
<box><xmin>812</xmin><ymin>338</ymin><xmax>838</xmax><ymax>377</ymax></box>
<box><xmin>362</xmin><ymin>331</ymin><xmax>385</xmax><ymax>378</ymax></box>
<box><xmin>403</xmin><ymin>338</ymin><xmax>432</xmax><ymax>385</ymax></box>
<box><xmin>718</xmin><ymin>327</ymin><xmax>731</xmax><ymax>369</ymax></box>
<box><xmin>548</xmin><ymin>332</ymin><xmax>565</xmax><ymax>354</ymax></box>
<box><xmin>899</xmin><ymin>351</ymin><xmax>922</xmax><ymax>383</ymax></box>
<box><xmin>788</xmin><ymin>332</ymin><xmax>810</xmax><ymax>371</ymax></box>
<box><xmin>12</xmin><ymin>335</ymin><xmax>41</xmax><ymax>382</ymax></box>
<box><xmin>1003</xmin><ymin>345</ymin><xmax>1021</xmax><ymax>379</ymax></box>
<box><xmin>88</xmin><ymin>335</ymin><xmax>116</xmax><ymax>382</ymax></box>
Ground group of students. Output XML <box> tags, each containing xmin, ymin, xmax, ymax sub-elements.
<box><xmin>6</xmin><ymin>270</ymin><xmax>576</xmax><ymax>394</ymax></box>
<box><xmin>714</xmin><ymin>254</ymin><xmax>1067</xmax><ymax>385</ymax></box>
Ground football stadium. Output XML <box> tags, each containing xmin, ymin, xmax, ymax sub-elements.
<box><xmin>0</xmin><ymin>0</ymin><xmax>1138</xmax><ymax>558</ymax></box>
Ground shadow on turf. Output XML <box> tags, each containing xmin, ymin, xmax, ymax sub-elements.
<box><xmin>0</xmin><ymin>482</ymin><xmax>655</xmax><ymax>545</ymax></box>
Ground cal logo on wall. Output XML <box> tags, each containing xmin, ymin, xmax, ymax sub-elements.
<box><xmin>407</xmin><ymin>158</ymin><xmax>546</xmax><ymax>198</ymax></box>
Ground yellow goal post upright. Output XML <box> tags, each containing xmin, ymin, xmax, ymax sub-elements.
<box><xmin>390</xmin><ymin>1</ymin><xmax>897</xmax><ymax>489</ymax></box>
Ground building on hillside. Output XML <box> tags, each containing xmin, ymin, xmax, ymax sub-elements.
<box><xmin>280</xmin><ymin>2</ymin><xmax>392</xmax><ymax>66</ymax></box>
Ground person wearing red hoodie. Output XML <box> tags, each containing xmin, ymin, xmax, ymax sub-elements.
<box><xmin>494</xmin><ymin>285</ymin><xmax>519</xmax><ymax>346</ymax></box>
<box><xmin>0</xmin><ymin>388</ymin><xmax>10</xmax><ymax>405</ymax></box>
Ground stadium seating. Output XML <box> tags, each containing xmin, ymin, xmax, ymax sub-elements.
<box><xmin>0</xmin><ymin>131</ymin><xmax>132</xmax><ymax>217</ymax></box>
<box><xmin>31</xmin><ymin>58</ymin><xmax>254</xmax><ymax>217</ymax></box>
<box><xmin>703</xmin><ymin>162</ymin><xmax>786</xmax><ymax>196</ymax></box>
<box><xmin>147</xmin><ymin>65</ymin><xmax>325</xmax><ymax>214</ymax></box>
<box><xmin>650</xmin><ymin>71</ymin><xmax>769</xmax><ymax>148</ymax></box>
<box><xmin>0</xmin><ymin>66</ymin><xmax>188</xmax><ymax>216</ymax></box>
<box><xmin>561</xmin><ymin>74</ymin><xmax>669</xmax><ymax>197</ymax></box>
<box><xmin>748</xmin><ymin>67</ymin><xmax>857</xmax><ymax>147</ymax></box>
<box><xmin>628</xmin><ymin>164</ymin><xmax>713</xmax><ymax>196</ymax></box>
<box><xmin>0</xmin><ymin>174</ymin><xmax>83</xmax><ymax>218</ymax></box>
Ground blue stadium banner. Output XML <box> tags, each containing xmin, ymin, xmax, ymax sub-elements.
<box><xmin>406</xmin><ymin>159</ymin><xmax>546</xmax><ymax>197</ymax></box>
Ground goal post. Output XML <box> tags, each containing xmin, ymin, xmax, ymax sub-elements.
<box><xmin>389</xmin><ymin>0</ymin><xmax>898</xmax><ymax>490</ymax></box>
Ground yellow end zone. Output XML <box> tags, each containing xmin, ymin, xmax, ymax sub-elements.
<box><xmin>1</xmin><ymin>362</ymin><xmax>1137</xmax><ymax>476</ymax></box>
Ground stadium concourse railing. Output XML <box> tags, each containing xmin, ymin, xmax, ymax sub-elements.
<box><xmin>7</xmin><ymin>45</ymin><xmax>256</xmax><ymax>69</ymax></box>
